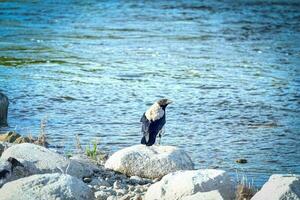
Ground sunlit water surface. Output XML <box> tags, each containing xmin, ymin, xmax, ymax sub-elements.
<box><xmin>0</xmin><ymin>0</ymin><xmax>300</xmax><ymax>187</ymax></box>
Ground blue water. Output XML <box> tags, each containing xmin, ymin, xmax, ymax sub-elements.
<box><xmin>0</xmin><ymin>1</ymin><xmax>300</xmax><ymax>187</ymax></box>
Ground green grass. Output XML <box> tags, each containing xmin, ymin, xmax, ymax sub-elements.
<box><xmin>86</xmin><ymin>140</ymin><xmax>98</xmax><ymax>160</ymax></box>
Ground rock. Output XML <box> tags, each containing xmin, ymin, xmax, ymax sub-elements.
<box><xmin>0</xmin><ymin>132</ymin><xmax>21</xmax><ymax>143</ymax></box>
<box><xmin>99</xmin><ymin>185</ymin><xmax>108</xmax><ymax>190</ymax></box>
<box><xmin>251</xmin><ymin>174</ymin><xmax>300</xmax><ymax>200</ymax></box>
<box><xmin>0</xmin><ymin>173</ymin><xmax>93</xmax><ymax>200</ymax></box>
<box><xmin>107</xmin><ymin>196</ymin><xmax>117</xmax><ymax>200</ymax></box>
<box><xmin>105</xmin><ymin>145</ymin><xmax>194</xmax><ymax>179</ymax></box>
<box><xmin>236</xmin><ymin>158</ymin><xmax>248</xmax><ymax>164</ymax></box>
<box><xmin>182</xmin><ymin>190</ymin><xmax>224</xmax><ymax>200</ymax></box>
<box><xmin>99</xmin><ymin>179</ymin><xmax>111</xmax><ymax>187</ymax></box>
<box><xmin>70</xmin><ymin>153</ymin><xmax>99</xmax><ymax>171</ymax></box>
<box><xmin>83</xmin><ymin>177</ymin><xmax>92</xmax><ymax>183</ymax></box>
<box><xmin>128</xmin><ymin>185</ymin><xmax>135</xmax><ymax>191</ymax></box>
<box><xmin>89</xmin><ymin>177</ymin><xmax>101</xmax><ymax>186</ymax></box>
<box><xmin>129</xmin><ymin>175</ymin><xmax>144</xmax><ymax>184</ymax></box>
<box><xmin>145</xmin><ymin>169</ymin><xmax>235</xmax><ymax>200</ymax></box>
<box><xmin>133</xmin><ymin>194</ymin><xmax>143</xmax><ymax>200</ymax></box>
<box><xmin>0</xmin><ymin>159</ymin><xmax>11</xmax><ymax>187</ymax></box>
<box><xmin>0</xmin><ymin>157</ymin><xmax>26</xmax><ymax>187</ymax></box>
<box><xmin>0</xmin><ymin>142</ymin><xmax>13</xmax><ymax>156</ymax></box>
<box><xmin>120</xmin><ymin>194</ymin><xmax>131</xmax><ymax>200</ymax></box>
<box><xmin>95</xmin><ymin>190</ymin><xmax>110</xmax><ymax>200</ymax></box>
<box><xmin>113</xmin><ymin>180</ymin><xmax>122</xmax><ymax>189</ymax></box>
<box><xmin>0</xmin><ymin>131</ymin><xmax>48</xmax><ymax>146</ymax></box>
<box><xmin>1</xmin><ymin>143</ymin><xmax>93</xmax><ymax>179</ymax></box>
<box><xmin>116</xmin><ymin>188</ymin><xmax>127</xmax><ymax>196</ymax></box>
<box><xmin>14</xmin><ymin>136</ymin><xmax>35</xmax><ymax>144</ymax></box>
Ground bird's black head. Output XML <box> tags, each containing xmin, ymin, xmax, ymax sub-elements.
<box><xmin>157</xmin><ymin>98</ymin><xmax>172</xmax><ymax>109</ymax></box>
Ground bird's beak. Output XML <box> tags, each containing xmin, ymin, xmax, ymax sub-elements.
<box><xmin>166</xmin><ymin>99</ymin><xmax>173</xmax><ymax>104</ymax></box>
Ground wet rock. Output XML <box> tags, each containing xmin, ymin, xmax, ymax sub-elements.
<box><xmin>14</xmin><ymin>136</ymin><xmax>35</xmax><ymax>144</ymax></box>
<box><xmin>0</xmin><ymin>132</ymin><xmax>21</xmax><ymax>143</ymax></box>
<box><xmin>145</xmin><ymin>169</ymin><xmax>235</xmax><ymax>200</ymax></box>
<box><xmin>236</xmin><ymin>158</ymin><xmax>248</xmax><ymax>164</ymax></box>
<box><xmin>251</xmin><ymin>174</ymin><xmax>300</xmax><ymax>200</ymax></box>
<box><xmin>1</xmin><ymin>143</ymin><xmax>94</xmax><ymax>179</ymax></box>
<box><xmin>0</xmin><ymin>173</ymin><xmax>93</xmax><ymax>200</ymax></box>
<box><xmin>105</xmin><ymin>144</ymin><xmax>194</xmax><ymax>179</ymax></box>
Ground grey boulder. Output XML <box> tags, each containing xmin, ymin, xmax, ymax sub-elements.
<box><xmin>251</xmin><ymin>174</ymin><xmax>300</xmax><ymax>200</ymax></box>
<box><xmin>0</xmin><ymin>173</ymin><xmax>94</xmax><ymax>200</ymax></box>
<box><xmin>1</xmin><ymin>143</ymin><xmax>94</xmax><ymax>179</ymax></box>
<box><xmin>105</xmin><ymin>144</ymin><xmax>194</xmax><ymax>179</ymax></box>
<box><xmin>145</xmin><ymin>169</ymin><xmax>235</xmax><ymax>200</ymax></box>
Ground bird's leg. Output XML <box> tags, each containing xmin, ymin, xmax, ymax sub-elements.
<box><xmin>158</xmin><ymin>133</ymin><xmax>162</xmax><ymax>145</ymax></box>
<box><xmin>157</xmin><ymin>127</ymin><xmax>165</xmax><ymax>145</ymax></box>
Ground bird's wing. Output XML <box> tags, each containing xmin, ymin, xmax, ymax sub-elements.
<box><xmin>140</xmin><ymin>113</ymin><xmax>151</xmax><ymax>142</ymax></box>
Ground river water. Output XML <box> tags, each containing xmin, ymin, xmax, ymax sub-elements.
<box><xmin>0</xmin><ymin>0</ymin><xmax>299</xmax><ymax>187</ymax></box>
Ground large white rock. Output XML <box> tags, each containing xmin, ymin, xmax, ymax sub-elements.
<box><xmin>145</xmin><ymin>169</ymin><xmax>235</xmax><ymax>200</ymax></box>
<box><xmin>0</xmin><ymin>173</ymin><xmax>94</xmax><ymax>200</ymax></box>
<box><xmin>182</xmin><ymin>190</ymin><xmax>224</xmax><ymax>200</ymax></box>
<box><xmin>104</xmin><ymin>145</ymin><xmax>194</xmax><ymax>179</ymax></box>
<box><xmin>251</xmin><ymin>174</ymin><xmax>300</xmax><ymax>200</ymax></box>
<box><xmin>1</xmin><ymin>143</ymin><xmax>94</xmax><ymax>178</ymax></box>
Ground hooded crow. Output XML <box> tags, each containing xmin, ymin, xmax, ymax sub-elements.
<box><xmin>140</xmin><ymin>99</ymin><xmax>172</xmax><ymax>146</ymax></box>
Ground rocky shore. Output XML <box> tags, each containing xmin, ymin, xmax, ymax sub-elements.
<box><xmin>0</xmin><ymin>134</ymin><xmax>299</xmax><ymax>200</ymax></box>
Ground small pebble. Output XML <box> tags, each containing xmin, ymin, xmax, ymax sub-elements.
<box><xmin>128</xmin><ymin>185</ymin><xmax>135</xmax><ymax>192</ymax></box>
<box><xmin>94</xmin><ymin>191</ymin><xmax>109</xmax><ymax>200</ymax></box>
<box><xmin>98</xmin><ymin>186</ymin><xmax>105</xmax><ymax>190</ymax></box>
<box><xmin>83</xmin><ymin>177</ymin><xmax>92</xmax><ymax>183</ymax></box>
<box><xmin>134</xmin><ymin>188</ymin><xmax>142</xmax><ymax>193</ymax></box>
<box><xmin>133</xmin><ymin>195</ymin><xmax>143</xmax><ymax>200</ymax></box>
<box><xmin>113</xmin><ymin>180</ymin><xmax>121</xmax><ymax>189</ymax></box>
<box><xmin>107</xmin><ymin>196</ymin><xmax>117</xmax><ymax>200</ymax></box>
<box><xmin>99</xmin><ymin>180</ymin><xmax>111</xmax><ymax>187</ymax></box>
<box><xmin>120</xmin><ymin>195</ymin><xmax>130</xmax><ymax>200</ymax></box>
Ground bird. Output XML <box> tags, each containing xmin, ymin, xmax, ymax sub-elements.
<box><xmin>140</xmin><ymin>99</ymin><xmax>172</xmax><ymax>146</ymax></box>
